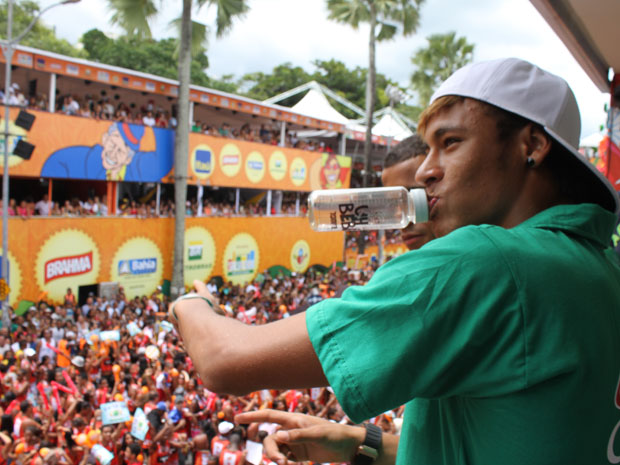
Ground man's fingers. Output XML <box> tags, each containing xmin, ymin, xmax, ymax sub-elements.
<box><xmin>235</xmin><ymin>409</ymin><xmax>303</xmax><ymax>428</ymax></box>
<box><xmin>262</xmin><ymin>433</ymin><xmax>289</xmax><ymax>465</ymax></box>
<box><xmin>276</xmin><ymin>425</ymin><xmax>329</xmax><ymax>444</ymax></box>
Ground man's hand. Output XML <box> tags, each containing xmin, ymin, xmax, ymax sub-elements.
<box><xmin>235</xmin><ymin>409</ymin><xmax>364</xmax><ymax>465</ymax></box>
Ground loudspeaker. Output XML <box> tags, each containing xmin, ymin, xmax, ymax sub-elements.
<box><xmin>15</xmin><ymin>110</ymin><xmax>35</xmax><ymax>131</ymax></box>
<box><xmin>13</xmin><ymin>140</ymin><xmax>34</xmax><ymax>160</ymax></box>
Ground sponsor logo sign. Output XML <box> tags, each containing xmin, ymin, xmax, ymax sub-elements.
<box><xmin>245</xmin><ymin>150</ymin><xmax>265</xmax><ymax>183</ymax></box>
<box><xmin>268</xmin><ymin>150</ymin><xmax>288</xmax><ymax>181</ymax></box>
<box><xmin>35</xmin><ymin>229</ymin><xmax>100</xmax><ymax>302</ymax></box>
<box><xmin>223</xmin><ymin>233</ymin><xmax>259</xmax><ymax>285</ymax></box>
<box><xmin>184</xmin><ymin>227</ymin><xmax>216</xmax><ymax>287</ymax></box>
<box><xmin>219</xmin><ymin>143</ymin><xmax>242</xmax><ymax>177</ymax></box>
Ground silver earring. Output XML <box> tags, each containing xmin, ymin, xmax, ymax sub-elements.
<box><xmin>526</xmin><ymin>157</ymin><xmax>535</xmax><ymax>167</ymax></box>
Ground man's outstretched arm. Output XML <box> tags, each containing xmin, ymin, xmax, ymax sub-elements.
<box><xmin>171</xmin><ymin>280</ymin><xmax>328</xmax><ymax>395</ymax></box>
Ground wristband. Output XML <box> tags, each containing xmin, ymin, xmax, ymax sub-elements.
<box><xmin>352</xmin><ymin>423</ymin><xmax>382</xmax><ymax>465</ymax></box>
<box><xmin>169</xmin><ymin>292</ymin><xmax>215</xmax><ymax>321</ymax></box>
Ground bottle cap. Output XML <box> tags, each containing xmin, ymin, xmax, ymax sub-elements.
<box><xmin>409</xmin><ymin>189</ymin><xmax>428</xmax><ymax>223</ymax></box>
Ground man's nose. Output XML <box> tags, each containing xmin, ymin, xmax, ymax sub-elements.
<box><xmin>415</xmin><ymin>150</ymin><xmax>443</xmax><ymax>187</ymax></box>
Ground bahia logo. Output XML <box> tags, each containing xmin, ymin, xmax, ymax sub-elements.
<box><xmin>118</xmin><ymin>258</ymin><xmax>157</xmax><ymax>276</ymax></box>
<box><xmin>194</xmin><ymin>150</ymin><xmax>212</xmax><ymax>174</ymax></box>
<box><xmin>45</xmin><ymin>252</ymin><xmax>93</xmax><ymax>284</ymax></box>
<box><xmin>247</xmin><ymin>160</ymin><xmax>263</xmax><ymax>170</ymax></box>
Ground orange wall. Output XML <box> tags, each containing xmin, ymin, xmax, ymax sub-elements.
<box><xmin>1</xmin><ymin>217</ymin><xmax>344</xmax><ymax>306</ymax></box>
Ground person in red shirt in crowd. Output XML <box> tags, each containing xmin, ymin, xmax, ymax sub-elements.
<box><xmin>218</xmin><ymin>433</ymin><xmax>247</xmax><ymax>465</ymax></box>
<box><xmin>211</xmin><ymin>421</ymin><xmax>232</xmax><ymax>457</ymax></box>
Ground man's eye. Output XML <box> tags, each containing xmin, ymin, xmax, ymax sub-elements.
<box><xmin>444</xmin><ymin>137</ymin><xmax>460</xmax><ymax>147</ymax></box>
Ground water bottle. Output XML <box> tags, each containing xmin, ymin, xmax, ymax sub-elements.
<box><xmin>307</xmin><ymin>187</ymin><xmax>428</xmax><ymax>232</ymax></box>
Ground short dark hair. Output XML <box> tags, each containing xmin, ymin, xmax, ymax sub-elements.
<box><xmin>127</xmin><ymin>443</ymin><xmax>141</xmax><ymax>457</ymax></box>
<box><xmin>384</xmin><ymin>134</ymin><xmax>428</xmax><ymax>168</ymax></box>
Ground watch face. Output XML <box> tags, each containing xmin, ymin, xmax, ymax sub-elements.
<box><xmin>357</xmin><ymin>445</ymin><xmax>379</xmax><ymax>460</ymax></box>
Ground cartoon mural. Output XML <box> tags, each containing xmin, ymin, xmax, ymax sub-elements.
<box><xmin>41</xmin><ymin>122</ymin><xmax>173</xmax><ymax>181</ymax></box>
<box><xmin>2</xmin><ymin>109</ymin><xmax>351</xmax><ymax>190</ymax></box>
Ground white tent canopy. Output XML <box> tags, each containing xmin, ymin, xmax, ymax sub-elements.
<box><xmin>371</xmin><ymin>110</ymin><xmax>414</xmax><ymax>141</ymax></box>
<box><xmin>264</xmin><ymin>81</ymin><xmax>416</xmax><ymax>143</ymax></box>
<box><xmin>291</xmin><ymin>88</ymin><xmax>351</xmax><ymax>125</ymax></box>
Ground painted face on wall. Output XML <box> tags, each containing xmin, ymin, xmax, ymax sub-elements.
<box><xmin>101</xmin><ymin>128</ymin><xmax>132</xmax><ymax>171</ymax></box>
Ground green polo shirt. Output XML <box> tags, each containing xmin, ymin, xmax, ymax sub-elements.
<box><xmin>307</xmin><ymin>204</ymin><xmax>620</xmax><ymax>464</ymax></box>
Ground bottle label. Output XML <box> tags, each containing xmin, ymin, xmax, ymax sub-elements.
<box><xmin>338</xmin><ymin>203</ymin><xmax>369</xmax><ymax>230</ymax></box>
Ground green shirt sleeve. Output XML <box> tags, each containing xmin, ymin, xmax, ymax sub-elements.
<box><xmin>306</xmin><ymin>226</ymin><xmax>528</xmax><ymax>423</ymax></box>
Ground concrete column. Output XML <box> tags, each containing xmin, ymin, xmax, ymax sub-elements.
<box><xmin>49</xmin><ymin>73</ymin><xmax>56</xmax><ymax>113</ymax></box>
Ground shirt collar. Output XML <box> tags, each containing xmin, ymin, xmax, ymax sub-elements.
<box><xmin>518</xmin><ymin>203</ymin><xmax>617</xmax><ymax>248</ymax></box>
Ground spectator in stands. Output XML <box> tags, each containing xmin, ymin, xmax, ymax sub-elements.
<box><xmin>34</xmin><ymin>194</ymin><xmax>50</xmax><ymax>217</ymax></box>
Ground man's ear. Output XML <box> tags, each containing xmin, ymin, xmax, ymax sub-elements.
<box><xmin>519</xmin><ymin>124</ymin><xmax>553</xmax><ymax>167</ymax></box>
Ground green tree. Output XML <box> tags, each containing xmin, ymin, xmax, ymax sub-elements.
<box><xmin>107</xmin><ymin>0</ymin><xmax>249</xmax><ymax>298</ymax></box>
<box><xmin>410</xmin><ymin>31</ymin><xmax>474</xmax><ymax>107</ymax></box>
<box><xmin>81</xmin><ymin>28</ymin><xmax>211</xmax><ymax>87</ymax></box>
<box><xmin>241</xmin><ymin>63</ymin><xmax>312</xmax><ymax>104</ymax></box>
<box><xmin>311</xmin><ymin>59</ymin><xmax>393</xmax><ymax>117</ymax></box>
<box><xmin>326</xmin><ymin>0</ymin><xmax>424</xmax><ymax>186</ymax></box>
<box><xmin>0</xmin><ymin>0</ymin><xmax>83</xmax><ymax>57</ymax></box>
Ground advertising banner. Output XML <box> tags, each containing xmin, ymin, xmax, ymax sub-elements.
<box><xmin>2</xmin><ymin>216</ymin><xmax>344</xmax><ymax>305</ymax></box>
<box><xmin>1</xmin><ymin>109</ymin><xmax>351</xmax><ymax>191</ymax></box>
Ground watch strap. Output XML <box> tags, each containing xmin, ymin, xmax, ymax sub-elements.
<box><xmin>170</xmin><ymin>293</ymin><xmax>215</xmax><ymax>321</ymax></box>
<box><xmin>352</xmin><ymin>423</ymin><xmax>382</xmax><ymax>465</ymax></box>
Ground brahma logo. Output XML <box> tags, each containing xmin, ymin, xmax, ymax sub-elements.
<box><xmin>222</xmin><ymin>155</ymin><xmax>239</xmax><ymax>165</ymax></box>
<box><xmin>220</xmin><ymin>143</ymin><xmax>242</xmax><ymax>177</ymax></box>
<box><xmin>118</xmin><ymin>258</ymin><xmax>157</xmax><ymax>276</ymax></box>
<box><xmin>45</xmin><ymin>252</ymin><xmax>93</xmax><ymax>284</ymax></box>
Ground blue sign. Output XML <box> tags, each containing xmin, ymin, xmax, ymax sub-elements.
<box><xmin>118</xmin><ymin>258</ymin><xmax>157</xmax><ymax>276</ymax></box>
<box><xmin>195</xmin><ymin>149</ymin><xmax>212</xmax><ymax>174</ymax></box>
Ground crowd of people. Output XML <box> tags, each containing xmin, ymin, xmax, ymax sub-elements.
<box><xmin>0</xmin><ymin>265</ymin><xmax>400</xmax><ymax>465</ymax></box>
<box><xmin>1</xmin><ymin>193</ymin><xmax>309</xmax><ymax>220</ymax></box>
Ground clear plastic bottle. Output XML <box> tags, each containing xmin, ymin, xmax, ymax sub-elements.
<box><xmin>307</xmin><ymin>186</ymin><xmax>428</xmax><ymax>232</ymax></box>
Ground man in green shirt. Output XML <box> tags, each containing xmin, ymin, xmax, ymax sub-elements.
<box><xmin>171</xmin><ymin>58</ymin><xmax>620</xmax><ymax>464</ymax></box>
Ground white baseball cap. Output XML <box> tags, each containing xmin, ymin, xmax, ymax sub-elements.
<box><xmin>430</xmin><ymin>57</ymin><xmax>619</xmax><ymax>214</ymax></box>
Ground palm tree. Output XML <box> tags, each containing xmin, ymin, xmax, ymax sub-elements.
<box><xmin>326</xmin><ymin>0</ymin><xmax>424</xmax><ymax>186</ymax></box>
<box><xmin>106</xmin><ymin>0</ymin><xmax>248</xmax><ymax>298</ymax></box>
<box><xmin>410</xmin><ymin>31</ymin><xmax>474</xmax><ymax>108</ymax></box>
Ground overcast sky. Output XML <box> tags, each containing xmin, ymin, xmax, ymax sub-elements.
<box><xmin>39</xmin><ymin>0</ymin><xmax>610</xmax><ymax>138</ymax></box>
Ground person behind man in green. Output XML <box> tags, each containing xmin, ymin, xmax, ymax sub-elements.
<box><xmin>381</xmin><ymin>134</ymin><xmax>434</xmax><ymax>251</ymax></box>
<box><xmin>171</xmin><ymin>58</ymin><xmax>620</xmax><ymax>465</ymax></box>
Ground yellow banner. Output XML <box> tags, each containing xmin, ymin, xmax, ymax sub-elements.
<box><xmin>2</xmin><ymin>217</ymin><xmax>344</xmax><ymax>305</ymax></box>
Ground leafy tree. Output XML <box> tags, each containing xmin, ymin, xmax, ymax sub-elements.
<box><xmin>312</xmin><ymin>59</ymin><xmax>393</xmax><ymax>117</ymax></box>
<box><xmin>241</xmin><ymin>63</ymin><xmax>312</xmax><ymax>104</ymax></box>
<box><xmin>81</xmin><ymin>28</ymin><xmax>212</xmax><ymax>88</ymax></box>
<box><xmin>107</xmin><ymin>0</ymin><xmax>249</xmax><ymax>298</ymax></box>
<box><xmin>241</xmin><ymin>58</ymin><xmax>402</xmax><ymax>120</ymax></box>
<box><xmin>326</xmin><ymin>0</ymin><xmax>424</xmax><ymax>186</ymax></box>
<box><xmin>410</xmin><ymin>31</ymin><xmax>475</xmax><ymax>107</ymax></box>
<box><xmin>0</xmin><ymin>0</ymin><xmax>83</xmax><ymax>57</ymax></box>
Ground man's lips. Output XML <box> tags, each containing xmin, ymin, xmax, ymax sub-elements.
<box><xmin>428</xmin><ymin>196</ymin><xmax>438</xmax><ymax>216</ymax></box>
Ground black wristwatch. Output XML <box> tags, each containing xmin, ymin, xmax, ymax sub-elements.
<box><xmin>352</xmin><ymin>423</ymin><xmax>382</xmax><ymax>465</ymax></box>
